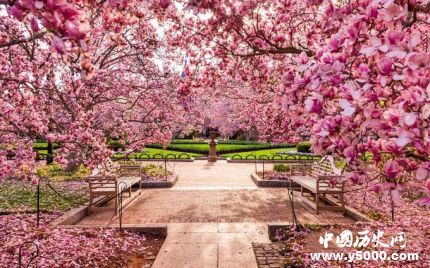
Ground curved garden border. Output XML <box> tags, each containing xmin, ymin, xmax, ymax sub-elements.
<box><xmin>113</xmin><ymin>152</ymin><xmax>195</xmax><ymax>162</ymax></box>
<box><xmin>226</xmin><ymin>153</ymin><xmax>321</xmax><ymax>163</ymax></box>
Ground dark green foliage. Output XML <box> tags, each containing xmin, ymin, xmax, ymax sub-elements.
<box><xmin>296</xmin><ymin>142</ymin><xmax>311</xmax><ymax>153</ymax></box>
<box><xmin>142</xmin><ymin>164</ymin><xmax>171</xmax><ymax>177</ymax></box>
<box><xmin>273</xmin><ymin>164</ymin><xmax>290</xmax><ymax>172</ymax></box>
<box><xmin>108</xmin><ymin>140</ymin><xmax>126</xmax><ymax>151</ymax></box>
<box><xmin>33</xmin><ymin>142</ymin><xmax>60</xmax><ymax>150</ymax></box>
<box><xmin>171</xmin><ymin>139</ymin><xmax>206</xmax><ymax>144</ymax></box>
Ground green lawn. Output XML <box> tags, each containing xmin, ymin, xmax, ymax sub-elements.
<box><xmin>2</xmin><ymin>163</ymin><xmax>90</xmax><ymax>212</ymax></box>
<box><xmin>0</xmin><ymin>180</ymin><xmax>88</xmax><ymax>212</ymax></box>
<box><xmin>148</xmin><ymin>142</ymin><xmax>295</xmax><ymax>154</ymax></box>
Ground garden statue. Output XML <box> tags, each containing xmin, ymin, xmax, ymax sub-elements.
<box><xmin>208</xmin><ymin>131</ymin><xmax>218</xmax><ymax>162</ymax></box>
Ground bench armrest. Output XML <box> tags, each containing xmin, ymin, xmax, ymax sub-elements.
<box><xmin>317</xmin><ymin>174</ymin><xmax>342</xmax><ymax>180</ymax></box>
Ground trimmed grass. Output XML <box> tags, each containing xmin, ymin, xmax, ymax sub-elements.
<box><xmin>0</xmin><ymin>164</ymin><xmax>90</xmax><ymax>212</ymax></box>
<box><xmin>0</xmin><ymin>180</ymin><xmax>88</xmax><ymax>212</ymax></box>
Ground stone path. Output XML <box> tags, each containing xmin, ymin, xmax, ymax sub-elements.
<box><xmin>76</xmin><ymin>160</ymin><xmax>354</xmax><ymax>267</ymax></box>
<box><xmin>152</xmin><ymin>222</ymin><xmax>269</xmax><ymax>268</ymax></box>
<box><xmin>173</xmin><ymin>160</ymin><xmax>260</xmax><ymax>189</ymax></box>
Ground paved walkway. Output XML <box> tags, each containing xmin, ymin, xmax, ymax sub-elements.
<box><xmin>173</xmin><ymin>160</ymin><xmax>260</xmax><ymax>189</ymax></box>
<box><xmin>76</xmin><ymin>160</ymin><xmax>354</xmax><ymax>267</ymax></box>
<box><xmin>152</xmin><ymin>222</ymin><xmax>269</xmax><ymax>268</ymax></box>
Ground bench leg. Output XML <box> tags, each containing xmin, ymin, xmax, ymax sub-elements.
<box><xmin>316</xmin><ymin>194</ymin><xmax>320</xmax><ymax>215</ymax></box>
<box><xmin>340</xmin><ymin>192</ymin><xmax>346</xmax><ymax>215</ymax></box>
<box><xmin>301</xmin><ymin>186</ymin><xmax>304</xmax><ymax>196</ymax></box>
<box><xmin>88</xmin><ymin>194</ymin><xmax>93</xmax><ymax>215</ymax></box>
<box><xmin>114</xmin><ymin>194</ymin><xmax>118</xmax><ymax>216</ymax></box>
<box><xmin>129</xmin><ymin>186</ymin><xmax>132</xmax><ymax>197</ymax></box>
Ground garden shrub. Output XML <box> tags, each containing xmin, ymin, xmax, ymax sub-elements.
<box><xmin>273</xmin><ymin>164</ymin><xmax>290</xmax><ymax>172</ymax></box>
<box><xmin>296</xmin><ymin>142</ymin><xmax>311</xmax><ymax>153</ymax></box>
<box><xmin>143</xmin><ymin>164</ymin><xmax>171</xmax><ymax>177</ymax></box>
<box><xmin>108</xmin><ymin>140</ymin><xmax>126</xmax><ymax>151</ymax></box>
<box><xmin>36</xmin><ymin>164</ymin><xmax>89</xmax><ymax>181</ymax></box>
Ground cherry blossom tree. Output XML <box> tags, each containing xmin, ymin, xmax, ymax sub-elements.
<box><xmin>0</xmin><ymin>1</ymin><xmax>189</xmax><ymax>181</ymax></box>
<box><xmin>279</xmin><ymin>0</ymin><xmax>430</xmax><ymax>207</ymax></box>
<box><xmin>1</xmin><ymin>0</ymin><xmax>430</xmax><ymax>207</ymax></box>
<box><xmin>164</xmin><ymin>0</ymin><xmax>430</xmax><ymax>206</ymax></box>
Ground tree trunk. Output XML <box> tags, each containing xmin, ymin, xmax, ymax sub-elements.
<box><xmin>46</xmin><ymin>142</ymin><xmax>54</xmax><ymax>164</ymax></box>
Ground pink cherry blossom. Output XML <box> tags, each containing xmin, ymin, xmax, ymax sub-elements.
<box><xmin>377</xmin><ymin>58</ymin><xmax>393</xmax><ymax>75</ymax></box>
<box><xmin>384</xmin><ymin>160</ymin><xmax>401</xmax><ymax>179</ymax></box>
<box><xmin>407</xmin><ymin>52</ymin><xmax>429</xmax><ymax>70</ymax></box>
<box><xmin>416</xmin><ymin>165</ymin><xmax>429</xmax><ymax>180</ymax></box>
<box><xmin>52</xmin><ymin>36</ymin><xmax>65</xmax><ymax>53</ymax></box>
<box><xmin>159</xmin><ymin>0</ymin><xmax>172</xmax><ymax>9</ymax></box>
<box><xmin>30</xmin><ymin>17</ymin><xmax>40</xmax><ymax>32</ymax></box>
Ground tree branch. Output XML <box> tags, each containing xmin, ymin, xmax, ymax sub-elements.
<box><xmin>0</xmin><ymin>31</ymin><xmax>47</xmax><ymax>49</ymax></box>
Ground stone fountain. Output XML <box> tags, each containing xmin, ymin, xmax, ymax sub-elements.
<box><xmin>208</xmin><ymin>131</ymin><xmax>218</xmax><ymax>162</ymax></box>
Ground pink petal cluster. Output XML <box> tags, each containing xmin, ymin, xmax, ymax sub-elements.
<box><xmin>0</xmin><ymin>213</ymin><xmax>150</xmax><ymax>267</ymax></box>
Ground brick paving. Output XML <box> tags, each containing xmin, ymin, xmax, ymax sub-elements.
<box><xmin>77</xmin><ymin>160</ymin><xmax>353</xmax><ymax>226</ymax></box>
<box><xmin>253</xmin><ymin>243</ymin><xmax>285</xmax><ymax>268</ymax></box>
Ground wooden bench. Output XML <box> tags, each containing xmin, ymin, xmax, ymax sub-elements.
<box><xmin>87</xmin><ymin>175</ymin><xmax>141</xmax><ymax>215</ymax></box>
<box><xmin>119</xmin><ymin>164</ymin><xmax>142</xmax><ymax>177</ymax></box>
<box><xmin>290</xmin><ymin>155</ymin><xmax>345</xmax><ymax>214</ymax></box>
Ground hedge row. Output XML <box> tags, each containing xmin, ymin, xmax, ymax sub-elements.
<box><xmin>296</xmin><ymin>142</ymin><xmax>311</xmax><ymax>153</ymax></box>
<box><xmin>33</xmin><ymin>142</ymin><xmax>60</xmax><ymax>150</ymax></box>
<box><xmin>171</xmin><ymin>139</ymin><xmax>285</xmax><ymax>145</ymax></box>
<box><xmin>146</xmin><ymin>143</ymin><xmax>296</xmax><ymax>155</ymax></box>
